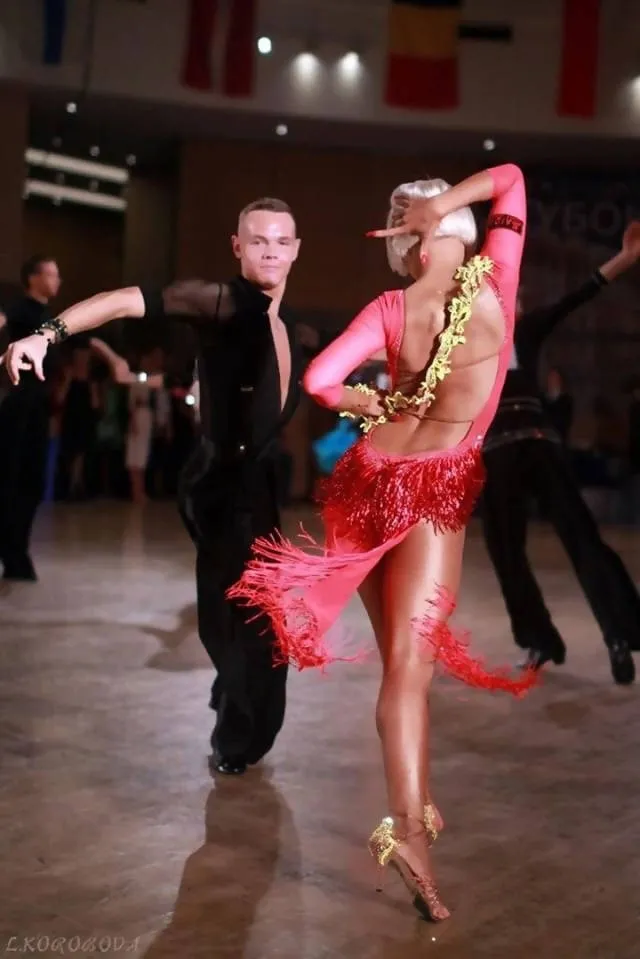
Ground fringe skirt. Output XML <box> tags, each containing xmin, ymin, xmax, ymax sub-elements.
<box><xmin>227</xmin><ymin>437</ymin><xmax>538</xmax><ymax>697</ymax></box>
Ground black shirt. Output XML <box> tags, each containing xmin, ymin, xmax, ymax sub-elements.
<box><xmin>484</xmin><ymin>271</ymin><xmax>607</xmax><ymax>450</ymax></box>
<box><xmin>142</xmin><ymin>275</ymin><xmax>301</xmax><ymax>462</ymax></box>
<box><xmin>629</xmin><ymin>399</ymin><xmax>640</xmax><ymax>475</ymax></box>
<box><xmin>6</xmin><ymin>295</ymin><xmax>50</xmax><ymax>344</ymax></box>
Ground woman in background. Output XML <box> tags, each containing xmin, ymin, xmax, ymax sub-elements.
<box><xmin>57</xmin><ymin>341</ymin><xmax>100</xmax><ymax>499</ymax></box>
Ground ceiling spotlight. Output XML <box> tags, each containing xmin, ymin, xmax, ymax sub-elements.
<box><xmin>66</xmin><ymin>101</ymin><xmax>77</xmax><ymax>114</ymax></box>
<box><xmin>52</xmin><ymin>136</ymin><xmax>62</xmax><ymax>148</ymax></box>
<box><xmin>89</xmin><ymin>145</ymin><xmax>100</xmax><ymax>157</ymax></box>
<box><xmin>257</xmin><ymin>36</ymin><xmax>272</xmax><ymax>55</ymax></box>
<box><xmin>483</xmin><ymin>138</ymin><xmax>496</xmax><ymax>151</ymax></box>
<box><xmin>337</xmin><ymin>50</ymin><xmax>362</xmax><ymax>83</ymax></box>
<box><xmin>52</xmin><ymin>196</ymin><xmax>62</xmax><ymax>206</ymax></box>
<box><xmin>293</xmin><ymin>51</ymin><xmax>321</xmax><ymax>86</ymax></box>
<box><xmin>126</xmin><ymin>154</ymin><xmax>137</xmax><ymax>166</ymax></box>
<box><xmin>275</xmin><ymin>123</ymin><xmax>288</xmax><ymax>136</ymax></box>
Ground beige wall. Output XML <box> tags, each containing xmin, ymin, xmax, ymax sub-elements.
<box><xmin>176</xmin><ymin>139</ymin><xmax>472</xmax><ymax>312</ymax></box>
<box><xmin>0</xmin><ymin>84</ymin><xmax>27</xmax><ymax>286</ymax></box>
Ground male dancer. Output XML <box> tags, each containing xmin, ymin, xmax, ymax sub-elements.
<box><xmin>482</xmin><ymin>221</ymin><xmax>640</xmax><ymax>685</ymax></box>
<box><xmin>0</xmin><ymin>255</ymin><xmax>61</xmax><ymax>579</ymax></box>
<box><xmin>3</xmin><ymin>198</ymin><xmax>302</xmax><ymax>774</ymax></box>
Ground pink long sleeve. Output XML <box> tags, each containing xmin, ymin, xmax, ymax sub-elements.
<box><xmin>480</xmin><ymin>164</ymin><xmax>527</xmax><ymax>315</ymax></box>
<box><xmin>303</xmin><ymin>296</ymin><xmax>388</xmax><ymax>408</ymax></box>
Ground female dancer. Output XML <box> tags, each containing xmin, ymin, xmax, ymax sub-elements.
<box><xmin>229</xmin><ymin>164</ymin><xmax>537</xmax><ymax>921</ymax></box>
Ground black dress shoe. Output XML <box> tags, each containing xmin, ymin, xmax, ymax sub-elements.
<box><xmin>521</xmin><ymin>645</ymin><xmax>566</xmax><ymax>671</ymax></box>
<box><xmin>608</xmin><ymin>640</ymin><xmax>635</xmax><ymax>686</ymax></box>
<box><xmin>3</xmin><ymin>555</ymin><xmax>37</xmax><ymax>582</ymax></box>
<box><xmin>211</xmin><ymin>754</ymin><xmax>247</xmax><ymax>775</ymax></box>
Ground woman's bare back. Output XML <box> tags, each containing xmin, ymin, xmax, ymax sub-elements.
<box><xmin>369</xmin><ymin>281</ymin><xmax>506</xmax><ymax>456</ymax></box>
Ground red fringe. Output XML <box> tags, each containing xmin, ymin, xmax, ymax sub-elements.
<box><xmin>227</xmin><ymin>528</ymin><xmax>371</xmax><ymax>670</ymax></box>
<box><xmin>317</xmin><ymin>438</ymin><xmax>485</xmax><ymax>552</ymax></box>
<box><xmin>228</xmin><ymin>439</ymin><xmax>538</xmax><ymax>696</ymax></box>
<box><xmin>416</xmin><ymin>587</ymin><xmax>539</xmax><ymax>697</ymax></box>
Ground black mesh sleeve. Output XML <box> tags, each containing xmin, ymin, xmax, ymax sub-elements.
<box><xmin>140</xmin><ymin>281</ymin><xmax>235</xmax><ymax>323</ymax></box>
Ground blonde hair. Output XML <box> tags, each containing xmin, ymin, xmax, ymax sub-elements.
<box><xmin>386</xmin><ymin>178</ymin><xmax>477</xmax><ymax>276</ymax></box>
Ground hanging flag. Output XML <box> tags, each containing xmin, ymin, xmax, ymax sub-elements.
<box><xmin>43</xmin><ymin>0</ymin><xmax>67</xmax><ymax>66</ymax></box>
<box><xmin>557</xmin><ymin>0</ymin><xmax>601</xmax><ymax>118</ymax></box>
<box><xmin>181</xmin><ymin>0</ymin><xmax>256</xmax><ymax>98</ymax></box>
<box><xmin>181</xmin><ymin>0</ymin><xmax>218</xmax><ymax>91</ymax></box>
<box><xmin>222</xmin><ymin>0</ymin><xmax>257</xmax><ymax>97</ymax></box>
<box><xmin>385</xmin><ymin>0</ymin><xmax>462</xmax><ymax>111</ymax></box>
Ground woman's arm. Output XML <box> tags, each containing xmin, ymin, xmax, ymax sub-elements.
<box><xmin>370</xmin><ymin>163</ymin><xmax>527</xmax><ymax>310</ymax></box>
<box><xmin>425</xmin><ymin>164</ymin><xmax>526</xmax><ymax>304</ymax></box>
<box><xmin>89</xmin><ymin>337</ymin><xmax>132</xmax><ymax>384</ymax></box>
<box><xmin>303</xmin><ymin>296</ymin><xmax>389</xmax><ymax>417</ymax></box>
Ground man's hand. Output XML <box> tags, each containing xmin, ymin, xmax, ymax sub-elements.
<box><xmin>622</xmin><ymin>221</ymin><xmax>640</xmax><ymax>261</ymax></box>
<box><xmin>1</xmin><ymin>334</ymin><xmax>50</xmax><ymax>385</ymax></box>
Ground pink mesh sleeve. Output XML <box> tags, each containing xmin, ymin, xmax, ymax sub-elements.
<box><xmin>303</xmin><ymin>296</ymin><xmax>388</xmax><ymax>408</ymax></box>
<box><xmin>480</xmin><ymin>164</ymin><xmax>527</xmax><ymax>315</ymax></box>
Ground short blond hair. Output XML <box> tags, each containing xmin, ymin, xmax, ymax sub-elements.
<box><xmin>386</xmin><ymin>178</ymin><xmax>477</xmax><ymax>276</ymax></box>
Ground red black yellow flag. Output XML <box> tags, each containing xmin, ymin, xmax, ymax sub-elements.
<box><xmin>385</xmin><ymin>0</ymin><xmax>462</xmax><ymax>111</ymax></box>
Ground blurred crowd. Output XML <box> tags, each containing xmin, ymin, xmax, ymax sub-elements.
<box><xmin>42</xmin><ymin>341</ymin><xmax>198</xmax><ymax>505</ymax></box>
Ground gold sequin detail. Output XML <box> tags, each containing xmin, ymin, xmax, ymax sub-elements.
<box><xmin>368</xmin><ymin>816</ymin><xmax>398</xmax><ymax>866</ymax></box>
<box><xmin>341</xmin><ymin>254</ymin><xmax>494</xmax><ymax>434</ymax></box>
<box><xmin>424</xmin><ymin>803</ymin><xmax>440</xmax><ymax>846</ymax></box>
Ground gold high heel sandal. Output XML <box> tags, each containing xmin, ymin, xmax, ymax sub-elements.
<box><xmin>368</xmin><ymin>815</ymin><xmax>450</xmax><ymax>922</ymax></box>
<box><xmin>424</xmin><ymin>801</ymin><xmax>442</xmax><ymax>846</ymax></box>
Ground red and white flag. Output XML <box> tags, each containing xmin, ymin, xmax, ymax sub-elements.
<box><xmin>181</xmin><ymin>0</ymin><xmax>257</xmax><ymax>98</ymax></box>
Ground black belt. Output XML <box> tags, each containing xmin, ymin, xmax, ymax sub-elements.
<box><xmin>484</xmin><ymin>427</ymin><xmax>560</xmax><ymax>452</ymax></box>
<box><xmin>497</xmin><ymin>396</ymin><xmax>544</xmax><ymax>414</ymax></box>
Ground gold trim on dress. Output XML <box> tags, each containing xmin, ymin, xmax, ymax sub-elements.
<box><xmin>341</xmin><ymin>254</ymin><xmax>494</xmax><ymax>434</ymax></box>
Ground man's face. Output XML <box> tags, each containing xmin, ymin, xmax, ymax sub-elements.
<box><xmin>31</xmin><ymin>260</ymin><xmax>61</xmax><ymax>300</ymax></box>
<box><xmin>232</xmin><ymin>210</ymin><xmax>300</xmax><ymax>291</ymax></box>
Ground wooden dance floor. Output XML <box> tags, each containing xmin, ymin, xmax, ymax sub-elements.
<box><xmin>1</xmin><ymin>502</ymin><xmax>639</xmax><ymax>958</ymax></box>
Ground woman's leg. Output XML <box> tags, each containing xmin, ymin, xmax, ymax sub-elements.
<box><xmin>378</xmin><ymin>523</ymin><xmax>464</xmax><ymax>822</ymax></box>
<box><xmin>130</xmin><ymin>468</ymin><xmax>147</xmax><ymax>504</ymax></box>
<box><xmin>358</xmin><ymin>560</ymin><xmax>386</xmax><ymax>652</ymax></box>
<box><xmin>358</xmin><ymin>561</ymin><xmax>389</xmax><ymax>745</ymax></box>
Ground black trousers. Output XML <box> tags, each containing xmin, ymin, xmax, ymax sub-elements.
<box><xmin>178</xmin><ymin>442</ymin><xmax>288</xmax><ymax>763</ymax></box>
<box><xmin>0</xmin><ymin>385</ymin><xmax>49</xmax><ymax>570</ymax></box>
<box><xmin>482</xmin><ymin>438</ymin><xmax>640</xmax><ymax>654</ymax></box>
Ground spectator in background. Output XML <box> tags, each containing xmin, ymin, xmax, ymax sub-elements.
<box><xmin>0</xmin><ymin>311</ymin><xmax>8</xmax><ymax>408</ymax></box>
<box><xmin>0</xmin><ymin>255</ymin><xmax>61</xmax><ymax>579</ymax></box>
<box><xmin>544</xmin><ymin>367</ymin><xmax>573</xmax><ymax>444</ymax></box>
<box><xmin>57</xmin><ymin>340</ymin><xmax>100</xmax><ymax>500</ymax></box>
<box><xmin>125</xmin><ymin>353</ymin><xmax>155</xmax><ymax>506</ymax></box>
<box><xmin>627</xmin><ymin>379</ymin><xmax>640</xmax><ymax>523</ymax></box>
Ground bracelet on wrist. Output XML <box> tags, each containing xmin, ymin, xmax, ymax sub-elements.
<box><xmin>34</xmin><ymin>317</ymin><xmax>69</xmax><ymax>344</ymax></box>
